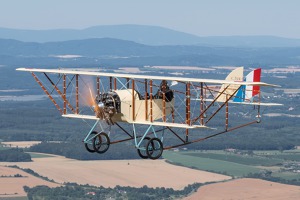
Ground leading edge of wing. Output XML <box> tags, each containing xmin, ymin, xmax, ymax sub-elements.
<box><xmin>62</xmin><ymin>114</ymin><xmax>98</xmax><ymax>120</ymax></box>
<box><xmin>16</xmin><ymin>68</ymin><xmax>278</xmax><ymax>87</ymax></box>
<box><xmin>62</xmin><ymin>114</ymin><xmax>212</xmax><ymax>129</ymax></box>
<box><xmin>132</xmin><ymin>121</ymin><xmax>211</xmax><ymax>129</ymax></box>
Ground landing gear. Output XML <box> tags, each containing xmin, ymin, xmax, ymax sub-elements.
<box><xmin>84</xmin><ymin>131</ymin><xmax>98</xmax><ymax>153</ymax></box>
<box><xmin>93</xmin><ymin>132</ymin><xmax>110</xmax><ymax>154</ymax></box>
<box><xmin>137</xmin><ymin>137</ymin><xmax>151</xmax><ymax>159</ymax></box>
<box><xmin>146</xmin><ymin>138</ymin><xmax>163</xmax><ymax>160</ymax></box>
<box><xmin>83</xmin><ymin>122</ymin><xmax>163</xmax><ymax>159</ymax></box>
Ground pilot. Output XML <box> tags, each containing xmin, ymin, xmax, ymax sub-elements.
<box><xmin>155</xmin><ymin>80</ymin><xmax>174</xmax><ymax>102</ymax></box>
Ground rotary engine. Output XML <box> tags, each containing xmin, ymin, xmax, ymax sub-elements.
<box><xmin>94</xmin><ymin>91</ymin><xmax>121</xmax><ymax>124</ymax></box>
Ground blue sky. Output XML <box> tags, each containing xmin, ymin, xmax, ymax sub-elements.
<box><xmin>0</xmin><ymin>0</ymin><xmax>299</xmax><ymax>38</ymax></box>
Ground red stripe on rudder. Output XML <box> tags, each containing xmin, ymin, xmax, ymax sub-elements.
<box><xmin>253</xmin><ymin>68</ymin><xmax>261</xmax><ymax>96</ymax></box>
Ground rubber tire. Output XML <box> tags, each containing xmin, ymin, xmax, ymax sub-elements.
<box><xmin>146</xmin><ymin>138</ymin><xmax>163</xmax><ymax>160</ymax></box>
<box><xmin>137</xmin><ymin>137</ymin><xmax>151</xmax><ymax>159</ymax></box>
<box><xmin>84</xmin><ymin>131</ymin><xmax>98</xmax><ymax>153</ymax></box>
<box><xmin>93</xmin><ymin>132</ymin><xmax>110</xmax><ymax>154</ymax></box>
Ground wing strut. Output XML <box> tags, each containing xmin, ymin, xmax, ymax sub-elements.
<box><xmin>205</xmin><ymin>85</ymin><xmax>241</xmax><ymax>124</ymax></box>
<box><xmin>31</xmin><ymin>72</ymin><xmax>63</xmax><ymax>114</ymax></box>
<box><xmin>43</xmin><ymin>73</ymin><xmax>76</xmax><ymax>114</ymax></box>
<box><xmin>192</xmin><ymin>84</ymin><xmax>231</xmax><ymax>124</ymax></box>
<box><xmin>186</xmin><ymin>82</ymin><xmax>191</xmax><ymax>142</ymax></box>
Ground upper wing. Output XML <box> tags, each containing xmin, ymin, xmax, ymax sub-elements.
<box><xmin>192</xmin><ymin>98</ymin><xmax>283</xmax><ymax>106</ymax></box>
<box><xmin>16</xmin><ymin>68</ymin><xmax>279</xmax><ymax>87</ymax></box>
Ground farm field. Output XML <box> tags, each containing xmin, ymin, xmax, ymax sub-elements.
<box><xmin>184</xmin><ymin>178</ymin><xmax>300</xmax><ymax>200</ymax></box>
<box><xmin>164</xmin><ymin>150</ymin><xmax>300</xmax><ymax>199</ymax></box>
<box><xmin>28</xmin><ymin>152</ymin><xmax>55</xmax><ymax>158</ymax></box>
<box><xmin>0</xmin><ymin>165</ymin><xmax>59</xmax><ymax>198</ymax></box>
<box><xmin>2</xmin><ymin>141</ymin><xmax>41</xmax><ymax>148</ymax></box>
<box><xmin>182</xmin><ymin>151</ymin><xmax>283</xmax><ymax>166</ymax></box>
<box><xmin>163</xmin><ymin>150</ymin><xmax>300</xmax><ymax>179</ymax></box>
<box><xmin>163</xmin><ymin>151</ymin><xmax>261</xmax><ymax>177</ymax></box>
<box><xmin>0</xmin><ymin>154</ymin><xmax>231</xmax><ymax>190</ymax></box>
<box><xmin>1</xmin><ymin>142</ymin><xmax>300</xmax><ymax>199</ymax></box>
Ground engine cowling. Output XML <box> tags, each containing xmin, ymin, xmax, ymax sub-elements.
<box><xmin>94</xmin><ymin>91</ymin><xmax>121</xmax><ymax>124</ymax></box>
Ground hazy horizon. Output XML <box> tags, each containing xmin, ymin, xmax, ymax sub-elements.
<box><xmin>0</xmin><ymin>0</ymin><xmax>300</xmax><ymax>39</ymax></box>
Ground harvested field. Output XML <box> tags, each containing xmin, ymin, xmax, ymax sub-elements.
<box><xmin>282</xmin><ymin>88</ymin><xmax>300</xmax><ymax>94</ymax></box>
<box><xmin>0</xmin><ymin>166</ymin><xmax>59</xmax><ymax>198</ymax></box>
<box><xmin>4</xmin><ymin>155</ymin><xmax>231</xmax><ymax>190</ymax></box>
<box><xmin>2</xmin><ymin>141</ymin><xmax>41</xmax><ymax>148</ymax></box>
<box><xmin>184</xmin><ymin>178</ymin><xmax>300</xmax><ymax>200</ymax></box>
<box><xmin>264</xmin><ymin>113</ymin><xmax>300</xmax><ymax>118</ymax></box>
<box><xmin>151</xmin><ymin>66</ymin><xmax>215</xmax><ymax>71</ymax></box>
<box><xmin>266</xmin><ymin>67</ymin><xmax>300</xmax><ymax>73</ymax></box>
<box><xmin>212</xmin><ymin>66</ymin><xmax>238</xmax><ymax>70</ymax></box>
<box><xmin>116</xmin><ymin>67</ymin><xmax>142</xmax><ymax>73</ymax></box>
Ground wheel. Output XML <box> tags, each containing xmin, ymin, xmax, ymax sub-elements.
<box><xmin>93</xmin><ymin>132</ymin><xmax>110</xmax><ymax>154</ymax></box>
<box><xmin>84</xmin><ymin>131</ymin><xmax>98</xmax><ymax>153</ymax></box>
<box><xmin>137</xmin><ymin>137</ymin><xmax>151</xmax><ymax>159</ymax></box>
<box><xmin>146</xmin><ymin>138</ymin><xmax>163</xmax><ymax>160</ymax></box>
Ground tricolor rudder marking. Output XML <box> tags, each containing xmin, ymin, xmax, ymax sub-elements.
<box><xmin>245</xmin><ymin>68</ymin><xmax>261</xmax><ymax>100</ymax></box>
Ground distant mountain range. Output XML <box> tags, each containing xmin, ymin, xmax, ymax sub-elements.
<box><xmin>1</xmin><ymin>38</ymin><xmax>300</xmax><ymax>67</ymax></box>
<box><xmin>1</xmin><ymin>24</ymin><xmax>300</xmax><ymax>47</ymax></box>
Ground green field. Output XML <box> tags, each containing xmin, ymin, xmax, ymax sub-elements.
<box><xmin>183</xmin><ymin>152</ymin><xmax>282</xmax><ymax>166</ymax></box>
<box><xmin>0</xmin><ymin>144</ymin><xmax>10</xmax><ymax>151</ymax></box>
<box><xmin>273</xmin><ymin>172</ymin><xmax>300</xmax><ymax>181</ymax></box>
<box><xmin>254</xmin><ymin>150</ymin><xmax>300</xmax><ymax>161</ymax></box>
<box><xmin>28</xmin><ymin>152</ymin><xmax>55</xmax><ymax>158</ymax></box>
<box><xmin>264</xmin><ymin>154</ymin><xmax>300</xmax><ymax>161</ymax></box>
<box><xmin>254</xmin><ymin>149</ymin><xmax>300</xmax><ymax>155</ymax></box>
<box><xmin>0</xmin><ymin>197</ymin><xmax>28</xmax><ymax>200</ymax></box>
<box><xmin>163</xmin><ymin>151</ymin><xmax>261</xmax><ymax>177</ymax></box>
<box><xmin>0</xmin><ymin>146</ymin><xmax>10</xmax><ymax>150</ymax></box>
<box><xmin>163</xmin><ymin>150</ymin><xmax>300</xmax><ymax>183</ymax></box>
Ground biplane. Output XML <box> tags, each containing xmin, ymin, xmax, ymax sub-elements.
<box><xmin>16</xmin><ymin>67</ymin><xmax>281</xmax><ymax>159</ymax></box>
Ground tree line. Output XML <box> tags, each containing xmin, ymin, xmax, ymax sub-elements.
<box><xmin>24</xmin><ymin>182</ymin><xmax>203</xmax><ymax>200</ymax></box>
<box><xmin>0</xmin><ymin>148</ymin><xmax>31</xmax><ymax>162</ymax></box>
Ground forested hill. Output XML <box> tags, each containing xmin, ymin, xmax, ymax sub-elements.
<box><xmin>1</xmin><ymin>25</ymin><xmax>300</xmax><ymax>47</ymax></box>
<box><xmin>1</xmin><ymin>38</ymin><xmax>300</xmax><ymax>66</ymax></box>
